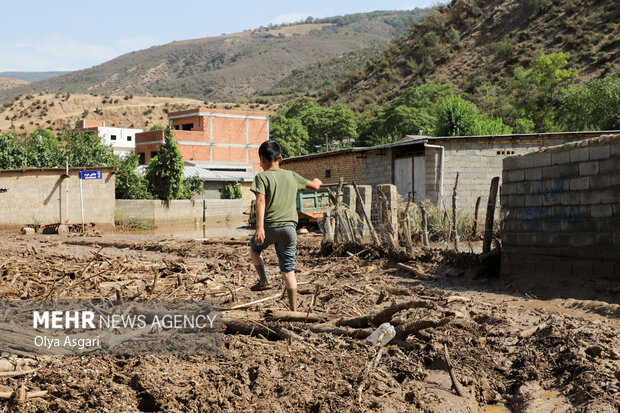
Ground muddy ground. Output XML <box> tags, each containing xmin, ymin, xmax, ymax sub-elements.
<box><xmin>0</xmin><ymin>231</ymin><xmax>618</xmax><ymax>412</ymax></box>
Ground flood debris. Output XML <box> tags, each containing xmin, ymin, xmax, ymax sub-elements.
<box><xmin>0</xmin><ymin>232</ymin><xmax>617</xmax><ymax>412</ymax></box>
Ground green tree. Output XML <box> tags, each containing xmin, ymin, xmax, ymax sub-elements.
<box><xmin>436</xmin><ymin>95</ymin><xmax>512</xmax><ymax>136</ymax></box>
<box><xmin>507</xmin><ymin>52</ymin><xmax>577</xmax><ymax>132</ymax></box>
<box><xmin>557</xmin><ymin>77</ymin><xmax>620</xmax><ymax>131</ymax></box>
<box><xmin>358</xmin><ymin>84</ymin><xmax>455</xmax><ymax>145</ymax></box>
<box><xmin>24</xmin><ymin>129</ymin><xmax>63</xmax><ymax>168</ymax></box>
<box><xmin>269</xmin><ymin>114</ymin><xmax>309</xmax><ymax>158</ymax></box>
<box><xmin>144</xmin><ymin>124</ymin><xmax>185</xmax><ymax>200</ymax></box>
<box><xmin>59</xmin><ymin>128</ymin><xmax>117</xmax><ymax>167</ymax></box>
<box><xmin>0</xmin><ymin>134</ymin><xmax>28</xmax><ymax>169</ymax></box>
<box><xmin>115</xmin><ymin>154</ymin><xmax>151</xmax><ymax>199</ymax></box>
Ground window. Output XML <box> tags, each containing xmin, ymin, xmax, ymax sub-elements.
<box><xmin>174</xmin><ymin>125</ymin><xmax>180</xmax><ymax>130</ymax></box>
<box><xmin>110</xmin><ymin>134</ymin><xmax>117</xmax><ymax>141</ymax></box>
<box><xmin>182</xmin><ymin>123</ymin><xmax>194</xmax><ymax>131</ymax></box>
<box><xmin>325</xmin><ymin>168</ymin><xmax>331</xmax><ymax>178</ymax></box>
<box><xmin>150</xmin><ymin>151</ymin><xmax>158</xmax><ymax>159</ymax></box>
<box><xmin>127</xmin><ymin>135</ymin><xmax>132</xmax><ymax>141</ymax></box>
<box><xmin>138</xmin><ymin>153</ymin><xmax>146</xmax><ymax>165</ymax></box>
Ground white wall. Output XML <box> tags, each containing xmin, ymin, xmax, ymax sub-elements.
<box><xmin>96</xmin><ymin>127</ymin><xmax>143</xmax><ymax>154</ymax></box>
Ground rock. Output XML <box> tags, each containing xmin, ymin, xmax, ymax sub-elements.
<box><xmin>57</xmin><ymin>224</ymin><xmax>69</xmax><ymax>235</ymax></box>
<box><xmin>297</xmin><ymin>228</ymin><xmax>309</xmax><ymax>234</ymax></box>
<box><xmin>21</xmin><ymin>227</ymin><xmax>35</xmax><ymax>235</ymax></box>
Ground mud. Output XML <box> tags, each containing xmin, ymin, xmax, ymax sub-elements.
<box><xmin>0</xmin><ymin>232</ymin><xmax>618</xmax><ymax>412</ymax></box>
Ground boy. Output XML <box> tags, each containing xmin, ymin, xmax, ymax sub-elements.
<box><xmin>249</xmin><ymin>141</ymin><xmax>322</xmax><ymax>311</ymax></box>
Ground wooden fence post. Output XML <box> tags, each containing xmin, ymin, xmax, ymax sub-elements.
<box><xmin>483</xmin><ymin>177</ymin><xmax>500</xmax><ymax>254</ymax></box>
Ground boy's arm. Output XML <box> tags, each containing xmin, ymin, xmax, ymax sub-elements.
<box><xmin>306</xmin><ymin>178</ymin><xmax>322</xmax><ymax>190</ymax></box>
<box><xmin>254</xmin><ymin>193</ymin><xmax>266</xmax><ymax>245</ymax></box>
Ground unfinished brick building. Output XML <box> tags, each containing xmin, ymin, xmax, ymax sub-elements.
<box><xmin>135</xmin><ymin>108</ymin><xmax>269</xmax><ymax>172</ymax></box>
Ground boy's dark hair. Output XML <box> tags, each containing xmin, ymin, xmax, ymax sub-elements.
<box><xmin>258</xmin><ymin>140</ymin><xmax>282</xmax><ymax>162</ymax></box>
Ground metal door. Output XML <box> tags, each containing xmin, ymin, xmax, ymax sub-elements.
<box><xmin>394</xmin><ymin>157</ymin><xmax>413</xmax><ymax>198</ymax></box>
<box><xmin>413</xmin><ymin>155</ymin><xmax>426</xmax><ymax>203</ymax></box>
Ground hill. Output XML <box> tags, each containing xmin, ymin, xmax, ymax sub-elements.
<box><xmin>0</xmin><ymin>93</ymin><xmax>271</xmax><ymax>134</ymax></box>
<box><xmin>1</xmin><ymin>9</ymin><xmax>429</xmax><ymax>103</ymax></box>
<box><xmin>322</xmin><ymin>0</ymin><xmax>619</xmax><ymax>109</ymax></box>
<box><xmin>0</xmin><ymin>77</ymin><xmax>29</xmax><ymax>92</ymax></box>
<box><xmin>0</xmin><ymin>71</ymin><xmax>69</xmax><ymax>83</ymax></box>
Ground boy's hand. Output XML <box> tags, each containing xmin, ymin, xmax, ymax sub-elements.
<box><xmin>254</xmin><ymin>228</ymin><xmax>265</xmax><ymax>245</ymax></box>
<box><xmin>306</xmin><ymin>178</ymin><xmax>322</xmax><ymax>190</ymax></box>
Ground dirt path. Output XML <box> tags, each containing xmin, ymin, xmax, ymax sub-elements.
<box><xmin>0</xmin><ymin>232</ymin><xmax>617</xmax><ymax>412</ymax></box>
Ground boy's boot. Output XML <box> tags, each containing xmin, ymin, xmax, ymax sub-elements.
<box><xmin>250</xmin><ymin>265</ymin><xmax>272</xmax><ymax>291</ymax></box>
<box><xmin>287</xmin><ymin>288</ymin><xmax>297</xmax><ymax>311</ymax></box>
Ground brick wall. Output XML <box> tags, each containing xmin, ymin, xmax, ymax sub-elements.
<box><xmin>501</xmin><ymin>134</ymin><xmax>620</xmax><ymax>292</ymax></box>
<box><xmin>0</xmin><ymin>168</ymin><xmax>116</xmax><ymax>230</ymax></box>
<box><xmin>282</xmin><ymin>151</ymin><xmax>363</xmax><ymax>185</ymax></box>
<box><xmin>138</xmin><ymin>108</ymin><xmax>269</xmax><ymax>170</ymax></box>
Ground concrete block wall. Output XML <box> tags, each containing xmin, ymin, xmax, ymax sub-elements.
<box><xmin>425</xmin><ymin>133</ymin><xmax>615</xmax><ymax>217</ymax></box>
<box><xmin>501</xmin><ymin>134</ymin><xmax>620</xmax><ymax>285</ymax></box>
<box><xmin>362</xmin><ymin>149</ymin><xmax>392</xmax><ymax>191</ymax></box>
<box><xmin>115</xmin><ymin>199</ymin><xmax>243</xmax><ymax>227</ymax></box>
<box><xmin>282</xmin><ymin>151</ymin><xmax>363</xmax><ymax>186</ymax></box>
<box><xmin>0</xmin><ymin>168</ymin><xmax>116</xmax><ymax>230</ymax></box>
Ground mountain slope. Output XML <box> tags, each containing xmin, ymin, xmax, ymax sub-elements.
<box><xmin>1</xmin><ymin>9</ymin><xmax>429</xmax><ymax>103</ymax></box>
<box><xmin>0</xmin><ymin>93</ymin><xmax>272</xmax><ymax>134</ymax></box>
<box><xmin>0</xmin><ymin>72</ymin><xmax>69</xmax><ymax>83</ymax></box>
<box><xmin>0</xmin><ymin>77</ymin><xmax>29</xmax><ymax>92</ymax></box>
<box><xmin>322</xmin><ymin>0</ymin><xmax>619</xmax><ymax>109</ymax></box>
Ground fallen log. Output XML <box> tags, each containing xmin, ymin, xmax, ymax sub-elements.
<box><xmin>0</xmin><ymin>390</ymin><xmax>47</xmax><ymax>400</ymax></box>
<box><xmin>395</xmin><ymin>263</ymin><xmax>431</xmax><ymax>280</ymax></box>
<box><xmin>264</xmin><ymin>310</ymin><xmax>327</xmax><ymax>323</ymax></box>
<box><xmin>337</xmin><ymin>300</ymin><xmax>435</xmax><ymax>328</ymax></box>
<box><xmin>395</xmin><ymin>316</ymin><xmax>453</xmax><ymax>340</ymax></box>
<box><xmin>306</xmin><ymin>324</ymin><xmax>373</xmax><ymax>339</ymax></box>
<box><xmin>225</xmin><ymin>293</ymin><xmax>281</xmax><ymax>311</ymax></box>
<box><xmin>444</xmin><ymin>343</ymin><xmax>466</xmax><ymax>397</ymax></box>
<box><xmin>224</xmin><ymin>319</ymin><xmax>296</xmax><ymax>341</ymax></box>
<box><xmin>0</xmin><ymin>368</ymin><xmax>38</xmax><ymax>377</ymax></box>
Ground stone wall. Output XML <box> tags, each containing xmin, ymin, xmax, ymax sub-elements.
<box><xmin>0</xmin><ymin>167</ymin><xmax>116</xmax><ymax>230</ymax></box>
<box><xmin>501</xmin><ymin>134</ymin><xmax>620</xmax><ymax>293</ymax></box>
<box><xmin>115</xmin><ymin>199</ymin><xmax>243</xmax><ymax>227</ymax></box>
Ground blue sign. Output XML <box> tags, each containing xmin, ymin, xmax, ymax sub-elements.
<box><xmin>79</xmin><ymin>170</ymin><xmax>102</xmax><ymax>180</ymax></box>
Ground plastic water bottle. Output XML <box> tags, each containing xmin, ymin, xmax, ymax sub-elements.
<box><xmin>366</xmin><ymin>323</ymin><xmax>396</xmax><ymax>346</ymax></box>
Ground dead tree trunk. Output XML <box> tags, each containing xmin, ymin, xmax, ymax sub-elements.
<box><xmin>472</xmin><ymin>196</ymin><xmax>481</xmax><ymax>238</ymax></box>
<box><xmin>452</xmin><ymin>172</ymin><xmax>460</xmax><ymax>250</ymax></box>
<box><xmin>352</xmin><ymin>181</ymin><xmax>380</xmax><ymax>245</ymax></box>
<box><xmin>334</xmin><ymin>177</ymin><xmax>344</xmax><ymax>243</ymax></box>
<box><xmin>483</xmin><ymin>177</ymin><xmax>500</xmax><ymax>254</ymax></box>
<box><xmin>336</xmin><ymin>299</ymin><xmax>435</xmax><ymax>328</ymax></box>
<box><xmin>421</xmin><ymin>206</ymin><xmax>430</xmax><ymax>247</ymax></box>
<box><xmin>403</xmin><ymin>193</ymin><xmax>414</xmax><ymax>256</ymax></box>
<box><xmin>378</xmin><ymin>187</ymin><xmax>397</xmax><ymax>250</ymax></box>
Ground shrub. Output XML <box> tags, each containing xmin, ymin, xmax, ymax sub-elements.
<box><xmin>494</xmin><ymin>39</ymin><xmax>514</xmax><ymax>61</ymax></box>
<box><xmin>446</xmin><ymin>27</ymin><xmax>460</xmax><ymax>45</ymax></box>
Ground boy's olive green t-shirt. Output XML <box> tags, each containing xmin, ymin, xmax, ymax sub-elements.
<box><xmin>251</xmin><ymin>169</ymin><xmax>308</xmax><ymax>228</ymax></box>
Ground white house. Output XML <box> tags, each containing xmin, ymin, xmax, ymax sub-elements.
<box><xmin>75</xmin><ymin>120</ymin><xmax>143</xmax><ymax>157</ymax></box>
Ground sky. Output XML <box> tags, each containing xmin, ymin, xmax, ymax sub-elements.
<box><xmin>0</xmin><ymin>0</ymin><xmax>442</xmax><ymax>72</ymax></box>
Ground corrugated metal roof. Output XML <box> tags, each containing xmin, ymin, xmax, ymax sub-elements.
<box><xmin>136</xmin><ymin>166</ymin><xmax>240</xmax><ymax>182</ymax></box>
<box><xmin>184</xmin><ymin>161</ymin><xmax>250</xmax><ymax>170</ymax></box>
<box><xmin>220</xmin><ymin>170</ymin><xmax>256</xmax><ymax>182</ymax></box>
